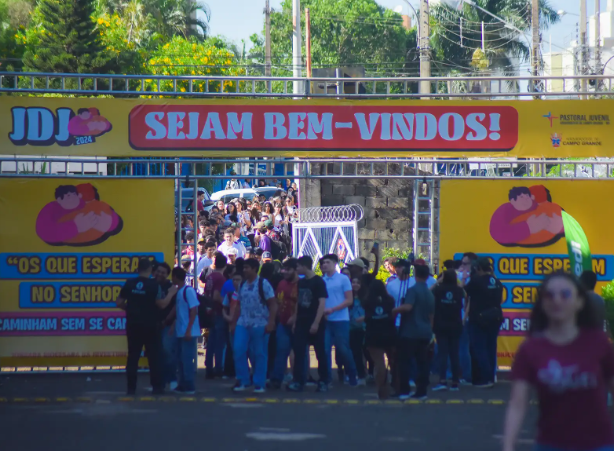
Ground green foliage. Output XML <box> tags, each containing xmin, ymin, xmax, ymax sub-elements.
<box><xmin>601</xmin><ymin>281</ymin><xmax>614</xmax><ymax>335</ymax></box>
<box><xmin>0</xmin><ymin>0</ymin><xmax>32</xmax><ymax>73</ymax></box>
<box><xmin>138</xmin><ymin>36</ymin><xmax>244</xmax><ymax>94</ymax></box>
<box><xmin>375</xmin><ymin>247</ymin><xmax>414</xmax><ymax>283</ymax></box>
<box><xmin>249</xmin><ymin>0</ymin><xmax>416</xmax><ymax>79</ymax></box>
<box><xmin>431</xmin><ymin>0</ymin><xmax>559</xmax><ymax>75</ymax></box>
<box><xmin>22</xmin><ymin>0</ymin><xmax>115</xmax><ymax>76</ymax></box>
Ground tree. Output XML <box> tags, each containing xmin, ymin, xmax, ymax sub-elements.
<box><xmin>0</xmin><ymin>0</ymin><xmax>34</xmax><ymax>73</ymax></box>
<box><xmin>139</xmin><ymin>35</ymin><xmax>244</xmax><ymax>95</ymax></box>
<box><xmin>430</xmin><ymin>0</ymin><xmax>559</xmax><ymax>76</ymax></box>
<box><xmin>22</xmin><ymin>0</ymin><xmax>115</xmax><ymax>74</ymax></box>
<box><xmin>249</xmin><ymin>0</ymin><xmax>416</xmax><ymax>77</ymax></box>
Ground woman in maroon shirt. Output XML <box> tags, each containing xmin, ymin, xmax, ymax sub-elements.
<box><xmin>503</xmin><ymin>272</ymin><xmax>614</xmax><ymax>451</ymax></box>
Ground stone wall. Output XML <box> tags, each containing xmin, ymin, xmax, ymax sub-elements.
<box><xmin>320</xmin><ymin>178</ymin><xmax>414</xmax><ymax>258</ymax></box>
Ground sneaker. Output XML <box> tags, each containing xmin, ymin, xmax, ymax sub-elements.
<box><xmin>253</xmin><ymin>386</ymin><xmax>266</xmax><ymax>394</ymax></box>
<box><xmin>409</xmin><ymin>381</ymin><xmax>416</xmax><ymax>390</ymax></box>
<box><xmin>357</xmin><ymin>378</ymin><xmax>367</xmax><ymax>387</ymax></box>
<box><xmin>172</xmin><ymin>387</ymin><xmax>185</xmax><ymax>394</ymax></box>
<box><xmin>459</xmin><ymin>379</ymin><xmax>472</xmax><ymax>386</ymax></box>
<box><xmin>432</xmin><ymin>384</ymin><xmax>448</xmax><ymax>392</ymax></box>
<box><xmin>398</xmin><ymin>394</ymin><xmax>410</xmax><ymax>401</ymax></box>
<box><xmin>286</xmin><ymin>382</ymin><xmax>303</xmax><ymax>392</ymax></box>
<box><xmin>474</xmin><ymin>382</ymin><xmax>494</xmax><ymax>389</ymax></box>
<box><xmin>267</xmin><ymin>380</ymin><xmax>282</xmax><ymax>389</ymax></box>
<box><xmin>348</xmin><ymin>378</ymin><xmax>358</xmax><ymax>388</ymax></box>
<box><xmin>145</xmin><ymin>387</ymin><xmax>153</xmax><ymax>392</ymax></box>
<box><xmin>305</xmin><ymin>377</ymin><xmax>318</xmax><ymax>387</ymax></box>
<box><xmin>316</xmin><ymin>381</ymin><xmax>329</xmax><ymax>393</ymax></box>
<box><xmin>284</xmin><ymin>374</ymin><xmax>293</xmax><ymax>383</ymax></box>
<box><xmin>410</xmin><ymin>393</ymin><xmax>428</xmax><ymax>401</ymax></box>
<box><xmin>169</xmin><ymin>381</ymin><xmax>178</xmax><ymax>391</ymax></box>
<box><xmin>232</xmin><ymin>383</ymin><xmax>247</xmax><ymax>392</ymax></box>
<box><xmin>450</xmin><ymin>384</ymin><xmax>459</xmax><ymax>392</ymax></box>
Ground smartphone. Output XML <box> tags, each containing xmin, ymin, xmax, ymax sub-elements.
<box><xmin>373</xmin><ymin>242</ymin><xmax>379</xmax><ymax>250</ymax></box>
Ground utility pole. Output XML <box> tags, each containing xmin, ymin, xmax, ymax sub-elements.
<box><xmin>305</xmin><ymin>8</ymin><xmax>312</xmax><ymax>78</ymax></box>
<box><xmin>292</xmin><ymin>0</ymin><xmax>303</xmax><ymax>96</ymax></box>
<box><xmin>595</xmin><ymin>0</ymin><xmax>601</xmax><ymax>76</ymax></box>
<box><xmin>265</xmin><ymin>0</ymin><xmax>271</xmax><ymax>78</ymax></box>
<box><xmin>580</xmin><ymin>0</ymin><xmax>588</xmax><ymax>98</ymax></box>
<box><xmin>419</xmin><ymin>0</ymin><xmax>430</xmax><ymax>97</ymax></box>
<box><xmin>531</xmin><ymin>0</ymin><xmax>540</xmax><ymax>80</ymax></box>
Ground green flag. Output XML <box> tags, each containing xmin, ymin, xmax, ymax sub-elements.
<box><xmin>562</xmin><ymin>210</ymin><xmax>592</xmax><ymax>277</ymax></box>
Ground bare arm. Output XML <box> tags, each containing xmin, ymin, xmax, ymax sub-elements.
<box><xmin>266</xmin><ymin>297</ymin><xmax>278</xmax><ymax>332</ymax></box>
<box><xmin>156</xmin><ymin>286</ymin><xmax>177</xmax><ymax>309</ymax></box>
<box><xmin>184</xmin><ymin>307</ymin><xmax>198</xmax><ymax>340</ymax></box>
<box><xmin>371</xmin><ymin>247</ymin><xmax>380</xmax><ymax>276</ymax></box>
<box><xmin>502</xmin><ymin>380</ymin><xmax>530</xmax><ymax>451</ymax></box>
<box><xmin>393</xmin><ymin>303</ymin><xmax>413</xmax><ymax>315</ymax></box>
<box><xmin>311</xmin><ymin>297</ymin><xmax>326</xmax><ymax>332</ymax></box>
<box><xmin>115</xmin><ymin>296</ymin><xmax>127</xmax><ymax>310</ymax></box>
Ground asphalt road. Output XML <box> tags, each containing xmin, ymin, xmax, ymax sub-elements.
<box><xmin>0</xmin><ymin>371</ymin><xmax>538</xmax><ymax>451</ymax></box>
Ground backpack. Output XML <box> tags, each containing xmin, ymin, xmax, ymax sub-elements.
<box><xmin>240</xmin><ymin>277</ymin><xmax>267</xmax><ymax>306</ymax></box>
<box><xmin>269</xmin><ymin>239</ymin><xmax>286</xmax><ymax>260</ymax></box>
<box><xmin>180</xmin><ymin>286</ymin><xmax>212</xmax><ymax>330</ymax></box>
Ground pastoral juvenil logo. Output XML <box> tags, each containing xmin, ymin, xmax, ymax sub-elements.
<box><xmin>9</xmin><ymin>107</ymin><xmax>112</xmax><ymax>147</ymax></box>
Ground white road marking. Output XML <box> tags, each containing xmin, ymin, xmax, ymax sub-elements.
<box><xmin>246</xmin><ymin>432</ymin><xmax>326</xmax><ymax>441</ymax></box>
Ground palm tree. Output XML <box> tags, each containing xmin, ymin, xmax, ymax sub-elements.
<box><xmin>430</xmin><ymin>0</ymin><xmax>559</xmax><ymax>77</ymax></box>
<box><xmin>146</xmin><ymin>0</ymin><xmax>211</xmax><ymax>41</ymax></box>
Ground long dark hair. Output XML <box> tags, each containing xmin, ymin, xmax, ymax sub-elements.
<box><xmin>365</xmin><ymin>279</ymin><xmax>394</xmax><ymax>309</ymax></box>
<box><xmin>351</xmin><ymin>276</ymin><xmax>368</xmax><ymax>303</ymax></box>
<box><xmin>529</xmin><ymin>271</ymin><xmax>600</xmax><ymax>334</ymax></box>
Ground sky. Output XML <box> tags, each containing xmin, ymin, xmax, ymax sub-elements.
<box><xmin>205</xmin><ymin>0</ymin><xmax>597</xmax><ymax>56</ymax></box>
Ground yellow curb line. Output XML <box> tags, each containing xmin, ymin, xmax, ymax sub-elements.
<box><xmin>467</xmin><ymin>399</ymin><xmax>485</xmax><ymax>404</ymax></box>
<box><xmin>488</xmin><ymin>399</ymin><xmax>505</xmax><ymax>405</ymax></box>
<box><xmin>118</xmin><ymin>397</ymin><xmax>135</xmax><ymax>402</ymax></box>
<box><xmin>179</xmin><ymin>397</ymin><xmax>196</xmax><ymax>402</ymax></box>
<box><xmin>34</xmin><ymin>398</ymin><xmax>49</xmax><ymax>403</ymax></box>
<box><xmin>446</xmin><ymin>399</ymin><xmax>464</xmax><ymax>404</ymax></box>
<box><xmin>201</xmin><ymin>398</ymin><xmax>217</xmax><ymax>402</ymax></box>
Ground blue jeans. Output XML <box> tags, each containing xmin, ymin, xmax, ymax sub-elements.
<box><xmin>272</xmin><ymin>323</ymin><xmax>293</xmax><ymax>382</ymax></box>
<box><xmin>534</xmin><ymin>445</ymin><xmax>614</xmax><ymax>451</ymax></box>
<box><xmin>325</xmin><ymin>320</ymin><xmax>357</xmax><ymax>383</ymax></box>
<box><xmin>205</xmin><ymin>315</ymin><xmax>227</xmax><ymax>375</ymax></box>
<box><xmin>459</xmin><ymin>322</ymin><xmax>472</xmax><ymax>382</ymax></box>
<box><xmin>468</xmin><ymin>321</ymin><xmax>499</xmax><ymax>385</ymax></box>
<box><xmin>176</xmin><ymin>337</ymin><xmax>198</xmax><ymax>391</ymax></box>
<box><xmin>161</xmin><ymin>325</ymin><xmax>178</xmax><ymax>384</ymax></box>
<box><xmin>234</xmin><ymin>324</ymin><xmax>269</xmax><ymax>388</ymax></box>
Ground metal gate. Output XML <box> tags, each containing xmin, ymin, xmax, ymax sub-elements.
<box><xmin>292</xmin><ymin>205</ymin><xmax>363</xmax><ymax>268</ymax></box>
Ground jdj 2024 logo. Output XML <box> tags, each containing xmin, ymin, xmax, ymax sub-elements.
<box><xmin>9</xmin><ymin>107</ymin><xmax>112</xmax><ymax>146</ymax></box>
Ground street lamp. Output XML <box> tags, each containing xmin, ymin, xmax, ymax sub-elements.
<box><xmin>557</xmin><ymin>10</ymin><xmax>580</xmax><ymax>18</ymax></box>
<box><xmin>395</xmin><ymin>1</ymin><xmax>420</xmax><ymax>45</ymax></box>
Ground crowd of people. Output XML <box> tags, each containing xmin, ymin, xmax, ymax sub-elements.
<box><xmin>116</xmin><ymin>243</ymin><xmax>609</xmax><ymax>399</ymax></box>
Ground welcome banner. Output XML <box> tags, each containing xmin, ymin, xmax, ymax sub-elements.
<box><xmin>2</xmin><ymin>97</ymin><xmax>614</xmax><ymax>157</ymax></box>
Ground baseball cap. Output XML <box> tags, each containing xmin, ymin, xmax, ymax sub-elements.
<box><xmin>264</xmin><ymin>219</ymin><xmax>274</xmax><ymax>228</ymax></box>
<box><xmin>255</xmin><ymin>221</ymin><xmax>266</xmax><ymax>229</ymax></box>
<box><xmin>227</xmin><ymin>247</ymin><xmax>238</xmax><ymax>256</ymax></box>
<box><xmin>223</xmin><ymin>220</ymin><xmax>232</xmax><ymax>227</ymax></box>
<box><xmin>197</xmin><ymin>237</ymin><xmax>206</xmax><ymax>244</ymax></box>
<box><xmin>413</xmin><ymin>258</ymin><xmax>427</xmax><ymax>266</ymax></box>
<box><xmin>181</xmin><ymin>254</ymin><xmax>192</xmax><ymax>262</ymax></box>
<box><xmin>262</xmin><ymin>251</ymin><xmax>273</xmax><ymax>261</ymax></box>
<box><xmin>254</xmin><ymin>247</ymin><xmax>264</xmax><ymax>256</ymax></box>
<box><xmin>347</xmin><ymin>258</ymin><xmax>366</xmax><ymax>269</ymax></box>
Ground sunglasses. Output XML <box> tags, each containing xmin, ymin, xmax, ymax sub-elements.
<box><xmin>543</xmin><ymin>288</ymin><xmax>573</xmax><ymax>301</ymax></box>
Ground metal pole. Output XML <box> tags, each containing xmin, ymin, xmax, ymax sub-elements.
<box><xmin>581</xmin><ymin>0</ymin><xmax>588</xmax><ymax>98</ymax></box>
<box><xmin>531</xmin><ymin>0</ymin><xmax>540</xmax><ymax>79</ymax></box>
<box><xmin>419</xmin><ymin>0</ymin><xmax>430</xmax><ymax>97</ymax></box>
<box><xmin>265</xmin><ymin>0</ymin><xmax>271</xmax><ymax>78</ymax></box>
<box><xmin>481</xmin><ymin>21</ymin><xmax>485</xmax><ymax>51</ymax></box>
<box><xmin>176</xmin><ymin>182</ymin><xmax>182</xmax><ymax>266</ymax></box>
<box><xmin>305</xmin><ymin>8</ymin><xmax>312</xmax><ymax>78</ymax></box>
<box><xmin>292</xmin><ymin>0</ymin><xmax>303</xmax><ymax>96</ymax></box>
<box><xmin>595</xmin><ymin>0</ymin><xmax>601</xmax><ymax>79</ymax></box>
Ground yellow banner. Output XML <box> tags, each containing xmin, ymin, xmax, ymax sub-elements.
<box><xmin>1</xmin><ymin>97</ymin><xmax>613</xmax><ymax>157</ymax></box>
<box><xmin>440</xmin><ymin>180</ymin><xmax>614</xmax><ymax>367</ymax></box>
<box><xmin>0</xmin><ymin>179</ymin><xmax>174</xmax><ymax>367</ymax></box>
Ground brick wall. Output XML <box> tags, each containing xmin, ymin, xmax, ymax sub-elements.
<box><xmin>320</xmin><ymin>178</ymin><xmax>414</xmax><ymax>258</ymax></box>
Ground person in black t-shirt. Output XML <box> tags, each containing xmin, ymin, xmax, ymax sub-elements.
<box><xmin>432</xmin><ymin>270</ymin><xmax>466</xmax><ymax>392</ymax></box>
<box><xmin>116</xmin><ymin>258</ymin><xmax>165</xmax><ymax>395</ymax></box>
<box><xmin>287</xmin><ymin>256</ymin><xmax>328</xmax><ymax>392</ymax></box>
<box><xmin>153</xmin><ymin>262</ymin><xmax>178</xmax><ymax>390</ymax></box>
<box><xmin>362</xmin><ymin>280</ymin><xmax>396</xmax><ymax>399</ymax></box>
<box><xmin>464</xmin><ymin>257</ymin><xmax>504</xmax><ymax>388</ymax></box>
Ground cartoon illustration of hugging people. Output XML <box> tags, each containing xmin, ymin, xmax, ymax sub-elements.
<box><xmin>67</xmin><ymin>108</ymin><xmax>111</xmax><ymax>137</ymax></box>
<box><xmin>490</xmin><ymin>185</ymin><xmax>565</xmax><ymax>248</ymax></box>
<box><xmin>36</xmin><ymin>184</ymin><xmax>123</xmax><ymax>246</ymax></box>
